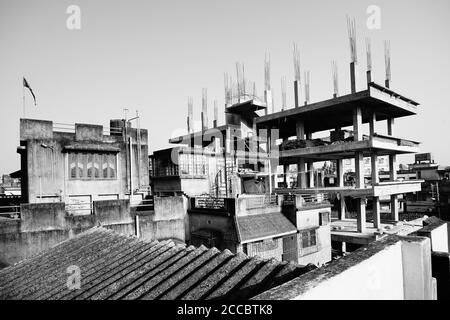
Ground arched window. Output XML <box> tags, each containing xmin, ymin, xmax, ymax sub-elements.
<box><xmin>87</xmin><ymin>154</ymin><xmax>94</xmax><ymax>178</ymax></box>
<box><xmin>69</xmin><ymin>153</ymin><xmax>77</xmax><ymax>178</ymax></box>
<box><xmin>108</xmin><ymin>154</ymin><xmax>116</xmax><ymax>178</ymax></box>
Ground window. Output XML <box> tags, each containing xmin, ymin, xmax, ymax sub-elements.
<box><xmin>299</xmin><ymin>229</ymin><xmax>317</xmax><ymax>249</ymax></box>
<box><xmin>319</xmin><ymin>211</ymin><xmax>330</xmax><ymax>226</ymax></box>
<box><xmin>179</xmin><ymin>153</ymin><xmax>208</xmax><ymax>176</ymax></box>
<box><xmin>68</xmin><ymin>152</ymin><xmax>117</xmax><ymax>180</ymax></box>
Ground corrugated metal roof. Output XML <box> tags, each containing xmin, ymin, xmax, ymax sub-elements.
<box><xmin>0</xmin><ymin>227</ymin><xmax>310</xmax><ymax>300</ymax></box>
<box><xmin>236</xmin><ymin>212</ymin><xmax>297</xmax><ymax>243</ymax></box>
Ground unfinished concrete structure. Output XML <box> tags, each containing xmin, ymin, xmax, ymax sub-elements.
<box><xmin>150</xmin><ymin>65</ymin><xmax>332</xmax><ymax>266</ymax></box>
<box><xmin>254</xmin><ymin>23</ymin><xmax>422</xmax><ymax>251</ymax></box>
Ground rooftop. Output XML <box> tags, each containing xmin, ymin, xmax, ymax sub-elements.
<box><xmin>236</xmin><ymin>212</ymin><xmax>297</xmax><ymax>244</ymax></box>
<box><xmin>0</xmin><ymin>227</ymin><xmax>312</xmax><ymax>300</ymax></box>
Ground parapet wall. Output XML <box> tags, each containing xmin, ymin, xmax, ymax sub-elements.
<box><xmin>253</xmin><ymin>235</ymin><xmax>434</xmax><ymax>300</ymax></box>
<box><xmin>0</xmin><ymin>196</ymin><xmax>188</xmax><ymax>267</ymax></box>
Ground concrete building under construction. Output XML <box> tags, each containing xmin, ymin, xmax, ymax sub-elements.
<box><xmin>150</xmin><ymin>18</ymin><xmax>423</xmax><ymax>258</ymax></box>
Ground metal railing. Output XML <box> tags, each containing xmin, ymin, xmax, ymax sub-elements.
<box><xmin>131</xmin><ymin>198</ymin><xmax>154</xmax><ymax>211</ymax></box>
<box><xmin>282</xmin><ymin>193</ymin><xmax>329</xmax><ymax>207</ymax></box>
<box><xmin>65</xmin><ymin>202</ymin><xmax>93</xmax><ymax>215</ymax></box>
<box><xmin>244</xmin><ymin>194</ymin><xmax>278</xmax><ymax>209</ymax></box>
<box><xmin>53</xmin><ymin>122</ymin><xmax>123</xmax><ymax>136</ymax></box>
<box><xmin>0</xmin><ymin>205</ymin><xmax>21</xmax><ymax>219</ymax></box>
<box><xmin>53</xmin><ymin>122</ymin><xmax>76</xmax><ymax>133</ymax></box>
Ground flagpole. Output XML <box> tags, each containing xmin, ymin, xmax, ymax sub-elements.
<box><xmin>22</xmin><ymin>79</ymin><xmax>25</xmax><ymax>118</ymax></box>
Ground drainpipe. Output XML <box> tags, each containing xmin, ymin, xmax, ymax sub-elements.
<box><xmin>129</xmin><ymin>136</ymin><xmax>133</xmax><ymax>198</ymax></box>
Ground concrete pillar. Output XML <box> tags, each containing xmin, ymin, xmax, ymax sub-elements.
<box><xmin>391</xmin><ymin>195</ymin><xmax>399</xmax><ymax>221</ymax></box>
<box><xmin>356</xmin><ymin>198</ymin><xmax>367</xmax><ymax>233</ymax></box>
<box><xmin>387</xmin><ymin>118</ymin><xmax>394</xmax><ymax>136</ymax></box>
<box><xmin>264</xmin><ymin>90</ymin><xmax>272</xmax><ymax>115</ymax></box>
<box><xmin>296</xmin><ymin>119</ymin><xmax>305</xmax><ymax>139</ymax></box>
<box><xmin>388</xmin><ymin>116</ymin><xmax>398</xmax><ymax>223</ymax></box>
<box><xmin>341</xmin><ymin>241</ymin><xmax>347</xmax><ymax>254</ymax></box>
<box><xmin>283</xmin><ymin>164</ymin><xmax>289</xmax><ymax>186</ymax></box>
<box><xmin>373</xmin><ymin>196</ymin><xmax>381</xmax><ymax>229</ymax></box>
<box><xmin>371</xmin><ymin>152</ymin><xmax>379</xmax><ymax>184</ymax></box>
<box><xmin>369</xmin><ymin>111</ymin><xmax>376</xmax><ymax>137</ymax></box>
<box><xmin>297</xmin><ymin>159</ymin><xmax>307</xmax><ymax>189</ymax></box>
<box><xmin>305</xmin><ymin>132</ymin><xmax>314</xmax><ymax>188</ymax></box>
<box><xmin>353</xmin><ymin>107</ymin><xmax>363</xmax><ymax>141</ymax></box>
<box><xmin>296</xmin><ymin>119</ymin><xmax>306</xmax><ymax>189</ymax></box>
<box><xmin>338</xmin><ymin>195</ymin><xmax>346</xmax><ymax>220</ymax></box>
<box><xmin>350</xmin><ymin>62</ymin><xmax>356</xmax><ymax>93</ymax></box>
<box><xmin>401</xmin><ymin>237</ymin><xmax>433</xmax><ymax>300</ymax></box>
<box><xmin>355</xmin><ymin>152</ymin><xmax>364</xmax><ymax>189</ymax></box>
<box><xmin>389</xmin><ymin>154</ymin><xmax>397</xmax><ymax>181</ymax></box>
<box><xmin>294</xmin><ymin>80</ymin><xmax>301</xmax><ymax>108</ymax></box>
<box><xmin>337</xmin><ymin>159</ymin><xmax>344</xmax><ymax>187</ymax></box>
<box><xmin>307</xmin><ymin>162</ymin><xmax>314</xmax><ymax>188</ymax></box>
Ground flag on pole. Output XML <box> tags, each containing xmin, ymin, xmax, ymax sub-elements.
<box><xmin>23</xmin><ymin>77</ymin><xmax>37</xmax><ymax>106</ymax></box>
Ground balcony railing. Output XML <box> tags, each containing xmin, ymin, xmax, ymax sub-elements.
<box><xmin>0</xmin><ymin>205</ymin><xmax>21</xmax><ymax>219</ymax></box>
<box><xmin>243</xmin><ymin>194</ymin><xmax>278</xmax><ymax>209</ymax></box>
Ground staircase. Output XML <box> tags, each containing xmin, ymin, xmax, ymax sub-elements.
<box><xmin>211</xmin><ymin>157</ymin><xmax>236</xmax><ymax>197</ymax></box>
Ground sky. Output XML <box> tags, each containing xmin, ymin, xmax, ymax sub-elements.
<box><xmin>1</xmin><ymin>0</ymin><xmax>450</xmax><ymax>174</ymax></box>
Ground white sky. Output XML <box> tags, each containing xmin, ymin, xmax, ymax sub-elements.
<box><xmin>1</xmin><ymin>0</ymin><xmax>450</xmax><ymax>173</ymax></box>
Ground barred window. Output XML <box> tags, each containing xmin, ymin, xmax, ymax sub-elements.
<box><xmin>179</xmin><ymin>153</ymin><xmax>208</xmax><ymax>176</ymax></box>
<box><xmin>300</xmin><ymin>229</ymin><xmax>317</xmax><ymax>249</ymax></box>
<box><xmin>68</xmin><ymin>152</ymin><xmax>117</xmax><ymax>180</ymax></box>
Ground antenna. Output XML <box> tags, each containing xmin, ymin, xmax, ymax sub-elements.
<box><xmin>281</xmin><ymin>76</ymin><xmax>287</xmax><ymax>110</ymax></box>
<box><xmin>332</xmin><ymin>61</ymin><xmax>339</xmax><ymax>98</ymax></box>
<box><xmin>384</xmin><ymin>40</ymin><xmax>391</xmax><ymax>88</ymax></box>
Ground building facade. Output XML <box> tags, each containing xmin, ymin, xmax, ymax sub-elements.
<box><xmin>17</xmin><ymin>118</ymin><xmax>150</xmax><ymax>213</ymax></box>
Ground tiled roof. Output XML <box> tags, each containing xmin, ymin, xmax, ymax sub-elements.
<box><xmin>236</xmin><ymin>212</ymin><xmax>297</xmax><ymax>243</ymax></box>
<box><xmin>0</xmin><ymin>227</ymin><xmax>312</xmax><ymax>300</ymax></box>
